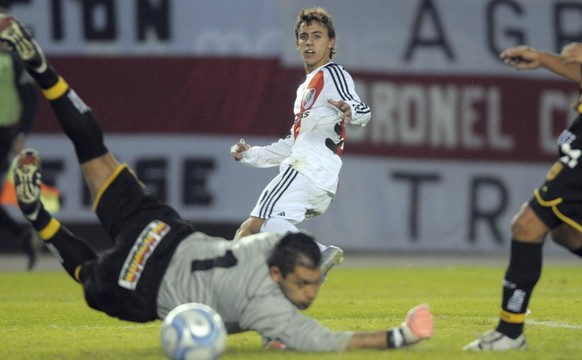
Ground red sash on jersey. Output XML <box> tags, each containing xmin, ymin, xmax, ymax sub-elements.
<box><xmin>294</xmin><ymin>70</ymin><xmax>325</xmax><ymax>140</ymax></box>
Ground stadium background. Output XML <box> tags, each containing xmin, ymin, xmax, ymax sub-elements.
<box><xmin>1</xmin><ymin>0</ymin><xmax>580</xmax><ymax>255</ymax></box>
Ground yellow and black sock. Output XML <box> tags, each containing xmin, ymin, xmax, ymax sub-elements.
<box><xmin>496</xmin><ymin>240</ymin><xmax>542</xmax><ymax>339</ymax></box>
<box><xmin>31</xmin><ymin>66</ymin><xmax>108</xmax><ymax>163</ymax></box>
<box><xmin>30</xmin><ymin>205</ymin><xmax>97</xmax><ymax>282</ymax></box>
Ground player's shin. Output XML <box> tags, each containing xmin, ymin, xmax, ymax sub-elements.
<box><xmin>20</xmin><ymin>200</ymin><xmax>97</xmax><ymax>282</ymax></box>
<box><xmin>3</xmin><ymin>18</ymin><xmax>109</xmax><ymax>164</ymax></box>
<box><xmin>46</xmin><ymin>88</ymin><xmax>108</xmax><ymax>164</ymax></box>
<box><xmin>496</xmin><ymin>240</ymin><xmax>542</xmax><ymax>339</ymax></box>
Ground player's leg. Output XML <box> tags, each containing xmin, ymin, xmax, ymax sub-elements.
<box><xmin>240</xmin><ymin>169</ymin><xmax>344</xmax><ymax>277</ymax></box>
<box><xmin>235</xmin><ymin>216</ymin><xmax>300</xmax><ymax>239</ymax></box>
<box><xmin>235</xmin><ymin>215</ymin><xmax>342</xmax><ymax>277</ymax></box>
<box><xmin>235</xmin><ymin>169</ymin><xmax>300</xmax><ymax>239</ymax></box>
<box><xmin>239</xmin><ymin>168</ymin><xmax>322</xmax><ymax>237</ymax></box>
<box><xmin>319</xmin><ymin>245</ymin><xmax>343</xmax><ymax>279</ymax></box>
<box><xmin>497</xmin><ymin>204</ymin><xmax>546</xmax><ymax>335</ymax></box>
<box><xmin>13</xmin><ymin>149</ymin><xmax>97</xmax><ymax>281</ymax></box>
<box><xmin>257</xmin><ymin>216</ymin><xmax>346</xmax><ymax>277</ymax></box>
<box><xmin>464</xmin><ymin>202</ymin><xmax>547</xmax><ymax>351</ymax></box>
<box><xmin>261</xmin><ymin>217</ymin><xmax>299</xmax><ymax>233</ymax></box>
<box><xmin>235</xmin><ymin>169</ymin><xmax>315</xmax><ymax>240</ymax></box>
<box><xmin>550</xmin><ymin>224</ymin><xmax>582</xmax><ymax>257</ymax></box>
<box><xmin>259</xmin><ymin>217</ymin><xmax>347</xmax><ymax>277</ymax></box>
<box><xmin>0</xmin><ymin>14</ymin><xmax>117</xmax><ymax>197</ymax></box>
<box><xmin>235</xmin><ymin>216</ymin><xmax>265</xmax><ymax>239</ymax></box>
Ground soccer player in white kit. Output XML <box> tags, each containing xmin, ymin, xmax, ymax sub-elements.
<box><xmin>1</xmin><ymin>12</ymin><xmax>432</xmax><ymax>353</ymax></box>
<box><xmin>231</xmin><ymin>7</ymin><xmax>371</xmax><ymax>272</ymax></box>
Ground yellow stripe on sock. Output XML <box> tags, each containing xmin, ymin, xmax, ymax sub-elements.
<box><xmin>500</xmin><ymin>310</ymin><xmax>526</xmax><ymax>324</ymax></box>
<box><xmin>39</xmin><ymin>217</ymin><xmax>61</xmax><ymax>240</ymax></box>
<box><xmin>42</xmin><ymin>76</ymin><xmax>69</xmax><ymax>100</ymax></box>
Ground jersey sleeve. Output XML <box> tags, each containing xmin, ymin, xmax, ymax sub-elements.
<box><xmin>240</xmin><ymin>135</ymin><xmax>294</xmax><ymax>168</ymax></box>
<box><xmin>240</xmin><ymin>294</ymin><xmax>353</xmax><ymax>351</ymax></box>
<box><xmin>325</xmin><ymin>65</ymin><xmax>371</xmax><ymax>127</ymax></box>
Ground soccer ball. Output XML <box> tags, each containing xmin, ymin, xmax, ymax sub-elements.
<box><xmin>160</xmin><ymin>303</ymin><xmax>227</xmax><ymax>360</ymax></box>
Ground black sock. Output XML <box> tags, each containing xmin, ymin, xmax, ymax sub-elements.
<box><xmin>27</xmin><ymin>65</ymin><xmax>59</xmax><ymax>90</ymax></box>
<box><xmin>31</xmin><ymin>206</ymin><xmax>97</xmax><ymax>281</ymax></box>
<box><xmin>49</xmin><ymin>90</ymin><xmax>108</xmax><ymax>163</ymax></box>
<box><xmin>496</xmin><ymin>240</ymin><xmax>542</xmax><ymax>339</ymax></box>
<box><xmin>30</xmin><ymin>66</ymin><xmax>108</xmax><ymax>163</ymax></box>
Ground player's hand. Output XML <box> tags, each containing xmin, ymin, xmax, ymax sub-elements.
<box><xmin>328</xmin><ymin>98</ymin><xmax>352</xmax><ymax>124</ymax></box>
<box><xmin>499</xmin><ymin>45</ymin><xmax>541</xmax><ymax>70</ymax></box>
<box><xmin>230</xmin><ymin>138</ymin><xmax>250</xmax><ymax>161</ymax></box>
<box><xmin>561</xmin><ymin>42</ymin><xmax>582</xmax><ymax>65</ymax></box>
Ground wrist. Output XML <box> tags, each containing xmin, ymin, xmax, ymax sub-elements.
<box><xmin>386</xmin><ymin>323</ymin><xmax>420</xmax><ymax>349</ymax></box>
<box><xmin>386</xmin><ymin>326</ymin><xmax>405</xmax><ymax>349</ymax></box>
<box><xmin>399</xmin><ymin>322</ymin><xmax>420</xmax><ymax>344</ymax></box>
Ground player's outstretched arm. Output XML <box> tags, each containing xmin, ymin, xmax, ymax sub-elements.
<box><xmin>347</xmin><ymin>304</ymin><xmax>433</xmax><ymax>350</ymax></box>
<box><xmin>500</xmin><ymin>45</ymin><xmax>581</xmax><ymax>82</ymax></box>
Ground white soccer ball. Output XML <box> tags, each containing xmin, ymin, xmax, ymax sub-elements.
<box><xmin>160</xmin><ymin>303</ymin><xmax>227</xmax><ymax>360</ymax></box>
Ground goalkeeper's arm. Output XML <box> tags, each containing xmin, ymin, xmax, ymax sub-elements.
<box><xmin>347</xmin><ymin>304</ymin><xmax>433</xmax><ymax>350</ymax></box>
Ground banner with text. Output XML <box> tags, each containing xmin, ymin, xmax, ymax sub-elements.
<box><xmin>32</xmin><ymin>57</ymin><xmax>577</xmax><ymax>164</ymax></box>
<box><xmin>15</xmin><ymin>134</ymin><xmax>562</xmax><ymax>252</ymax></box>
<box><xmin>6</xmin><ymin>0</ymin><xmax>581</xmax><ymax>76</ymax></box>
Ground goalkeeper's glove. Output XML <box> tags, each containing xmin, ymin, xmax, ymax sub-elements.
<box><xmin>387</xmin><ymin>304</ymin><xmax>433</xmax><ymax>348</ymax></box>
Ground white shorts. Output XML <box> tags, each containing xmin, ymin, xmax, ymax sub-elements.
<box><xmin>250</xmin><ymin>166</ymin><xmax>333</xmax><ymax>224</ymax></box>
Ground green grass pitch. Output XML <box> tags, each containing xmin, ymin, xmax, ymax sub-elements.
<box><xmin>0</xmin><ymin>264</ymin><xmax>581</xmax><ymax>359</ymax></box>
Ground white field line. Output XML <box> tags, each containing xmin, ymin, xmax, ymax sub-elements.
<box><xmin>527</xmin><ymin>319</ymin><xmax>582</xmax><ymax>330</ymax></box>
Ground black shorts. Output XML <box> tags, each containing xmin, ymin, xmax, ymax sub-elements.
<box><xmin>529</xmin><ymin>114</ymin><xmax>582</xmax><ymax>232</ymax></box>
<box><xmin>81</xmin><ymin>165</ymin><xmax>195</xmax><ymax>322</ymax></box>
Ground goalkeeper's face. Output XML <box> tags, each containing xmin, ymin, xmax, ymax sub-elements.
<box><xmin>271</xmin><ymin>265</ymin><xmax>322</xmax><ymax>310</ymax></box>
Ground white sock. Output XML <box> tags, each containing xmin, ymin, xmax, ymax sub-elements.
<box><xmin>260</xmin><ymin>218</ymin><xmax>299</xmax><ymax>233</ymax></box>
<box><xmin>260</xmin><ymin>218</ymin><xmax>327</xmax><ymax>252</ymax></box>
